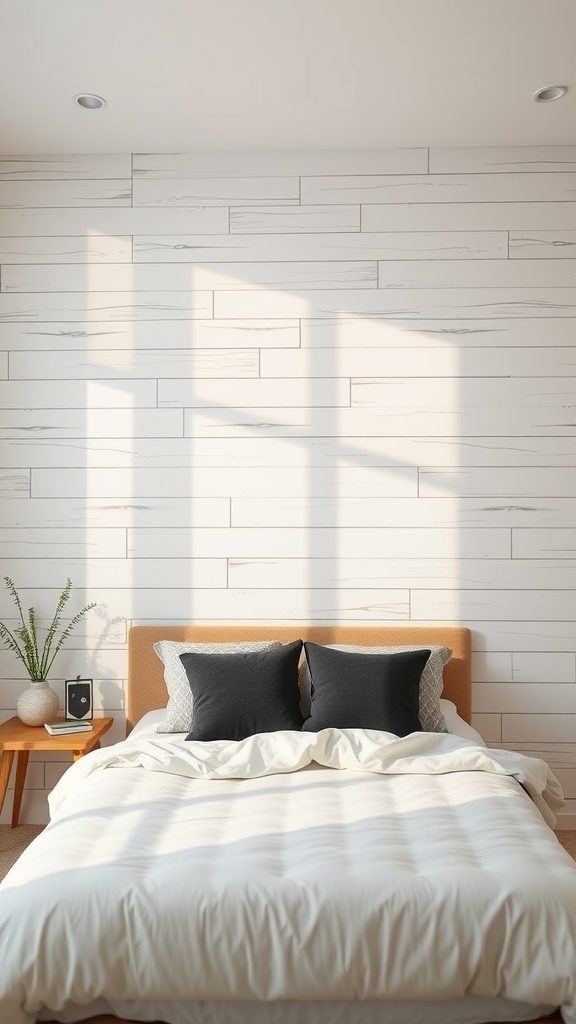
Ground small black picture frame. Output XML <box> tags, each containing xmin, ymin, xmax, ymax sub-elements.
<box><xmin>65</xmin><ymin>676</ymin><xmax>93</xmax><ymax>721</ymax></box>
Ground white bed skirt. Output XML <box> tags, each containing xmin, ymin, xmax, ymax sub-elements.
<box><xmin>38</xmin><ymin>994</ymin><xmax>559</xmax><ymax>1024</ymax></box>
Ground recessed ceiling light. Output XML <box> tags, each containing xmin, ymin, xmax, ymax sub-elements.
<box><xmin>74</xmin><ymin>93</ymin><xmax>107</xmax><ymax>110</ymax></box>
<box><xmin>533</xmin><ymin>85</ymin><xmax>567</xmax><ymax>103</ymax></box>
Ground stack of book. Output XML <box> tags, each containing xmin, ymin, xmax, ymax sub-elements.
<box><xmin>44</xmin><ymin>719</ymin><xmax>93</xmax><ymax>736</ymax></box>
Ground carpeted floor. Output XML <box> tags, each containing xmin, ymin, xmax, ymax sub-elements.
<box><xmin>557</xmin><ymin>829</ymin><xmax>576</xmax><ymax>858</ymax></box>
<box><xmin>0</xmin><ymin>823</ymin><xmax>45</xmax><ymax>880</ymax></box>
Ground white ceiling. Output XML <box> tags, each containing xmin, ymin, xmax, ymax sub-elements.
<box><xmin>0</xmin><ymin>0</ymin><xmax>574</xmax><ymax>156</ymax></box>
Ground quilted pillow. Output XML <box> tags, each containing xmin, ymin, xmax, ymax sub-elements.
<box><xmin>301</xmin><ymin>643</ymin><xmax>427</xmax><ymax>736</ymax></box>
<box><xmin>182</xmin><ymin>641</ymin><xmax>304</xmax><ymax>742</ymax></box>
<box><xmin>154</xmin><ymin>640</ymin><xmax>282</xmax><ymax>733</ymax></box>
<box><xmin>299</xmin><ymin>644</ymin><xmax>451</xmax><ymax>732</ymax></box>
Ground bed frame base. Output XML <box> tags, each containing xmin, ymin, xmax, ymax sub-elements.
<box><xmin>46</xmin><ymin>1010</ymin><xmax>565</xmax><ymax>1024</ymax></box>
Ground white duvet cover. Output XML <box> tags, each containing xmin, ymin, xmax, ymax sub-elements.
<box><xmin>1</xmin><ymin>727</ymin><xmax>575</xmax><ymax>1024</ymax></box>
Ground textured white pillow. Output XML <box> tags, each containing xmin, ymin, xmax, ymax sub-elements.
<box><xmin>299</xmin><ymin>644</ymin><xmax>452</xmax><ymax>732</ymax></box>
<box><xmin>440</xmin><ymin>699</ymin><xmax>486</xmax><ymax>745</ymax></box>
<box><xmin>154</xmin><ymin>640</ymin><xmax>282</xmax><ymax>734</ymax></box>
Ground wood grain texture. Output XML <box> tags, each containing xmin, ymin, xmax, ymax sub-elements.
<box><xmin>362</xmin><ymin>201</ymin><xmax>576</xmax><ymax>231</ymax></box>
<box><xmin>509</xmin><ymin>231</ymin><xmax>576</xmax><ymax>258</ymax></box>
<box><xmin>134</xmin><ymin>230</ymin><xmax>505</xmax><ymax>261</ymax></box>
<box><xmin>429</xmin><ymin>146</ymin><xmax>576</xmax><ymax>174</ymax></box>
<box><xmin>229</xmin><ymin>496</ymin><xmax>576</xmax><ymax>529</ymax></box>
<box><xmin>182</xmin><ymin>402</ymin><xmax>575</xmax><ymax>437</ymax></box>
<box><xmin>2</xmin><ymin>261</ymin><xmax>377</xmax><ymax>293</ymax></box>
<box><xmin>230</xmin><ymin>204</ymin><xmax>361</xmax><ymax>233</ymax></box>
<box><xmin>214</xmin><ymin>286</ymin><xmax>576</xmax><ymax>319</ymax></box>
<box><xmin>0</xmin><ymin>144</ymin><xmax>575</xmax><ymax>827</ymax></box>
<box><xmin>11</xmin><ymin>348</ymin><xmax>260</xmax><ymax>380</ymax></box>
<box><xmin>133</xmin><ymin>149</ymin><xmax>429</xmax><ymax>176</ymax></box>
<box><xmin>0</xmin><ymin>235</ymin><xmax>131</xmax><ymax>263</ymax></box>
<box><xmin>0</xmin><ymin>181</ymin><xmax>131</xmax><ymax>207</ymax></box>
<box><xmin>0</xmin><ymin>408</ymin><xmax>183</xmax><ymax>438</ymax></box>
<box><xmin>0</xmin><ymin>319</ymin><xmax>299</xmax><ymax>350</ymax></box>
<box><xmin>133</xmin><ymin>176</ymin><xmax>300</xmax><ymax>206</ymax></box>
<box><xmin>302</xmin><ymin>172</ymin><xmax>576</xmax><ymax>204</ymax></box>
<box><xmin>0</xmin><ymin>155</ymin><xmax>132</xmax><ymax>179</ymax></box>
<box><xmin>300</xmin><ymin>316</ymin><xmax>576</xmax><ymax>347</ymax></box>
<box><xmin>0</xmin><ymin>292</ymin><xmax>213</xmax><ymax>321</ymax></box>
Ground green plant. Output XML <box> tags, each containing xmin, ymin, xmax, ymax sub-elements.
<box><xmin>0</xmin><ymin>578</ymin><xmax>96</xmax><ymax>681</ymax></box>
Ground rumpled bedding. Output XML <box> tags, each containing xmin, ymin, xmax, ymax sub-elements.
<box><xmin>49</xmin><ymin>726</ymin><xmax>563</xmax><ymax>823</ymax></box>
<box><xmin>1</xmin><ymin>728</ymin><xmax>575</xmax><ymax>1024</ymax></box>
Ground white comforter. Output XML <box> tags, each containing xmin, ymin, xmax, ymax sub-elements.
<box><xmin>1</xmin><ymin>728</ymin><xmax>575</xmax><ymax>1024</ymax></box>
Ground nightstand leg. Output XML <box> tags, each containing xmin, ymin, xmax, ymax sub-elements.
<box><xmin>0</xmin><ymin>750</ymin><xmax>15</xmax><ymax>819</ymax></box>
<box><xmin>12</xmin><ymin>750</ymin><xmax>30</xmax><ymax>828</ymax></box>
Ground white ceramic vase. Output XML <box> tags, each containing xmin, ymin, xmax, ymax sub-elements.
<box><xmin>16</xmin><ymin>680</ymin><xmax>60</xmax><ymax>726</ymax></box>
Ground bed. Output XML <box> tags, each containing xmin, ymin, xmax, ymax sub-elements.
<box><xmin>0</xmin><ymin>623</ymin><xmax>574</xmax><ymax>1024</ymax></box>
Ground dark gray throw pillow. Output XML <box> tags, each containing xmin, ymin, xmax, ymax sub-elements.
<box><xmin>181</xmin><ymin>640</ymin><xmax>304</xmax><ymax>742</ymax></box>
<box><xmin>301</xmin><ymin>643</ymin><xmax>429</xmax><ymax>736</ymax></box>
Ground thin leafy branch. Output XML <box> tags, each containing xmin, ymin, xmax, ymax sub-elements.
<box><xmin>0</xmin><ymin>578</ymin><xmax>96</xmax><ymax>681</ymax></box>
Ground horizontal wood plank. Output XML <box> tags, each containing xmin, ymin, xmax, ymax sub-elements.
<box><xmin>0</xmin><ymin>292</ymin><xmax>213</xmax><ymax>321</ymax></box>
<box><xmin>214</xmin><ymin>286</ymin><xmax>576</xmax><ymax>319</ymax></box>
<box><xmin>184</xmin><ymin>402</ymin><xmax>576</xmax><ymax>437</ymax></box>
<box><xmin>30</xmin><ymin>465</ymin><xmax>418</xmax><ymax>500</ymax></box>
<box><xmin>362</xmin><ymin>201</ymin><xmax>576</xmax><ymax>231</ymax></box>
<box><xmin>2</xmin><ymin>261</ymin><xmax>377</xmax><ymax>293</ymax></box>
<box><xmin>0</xmin><ymin>181</ymin><xmax>131</xmax><ymax>207</ymax></box>
<box><xmin>230</xmin><ymin>204</ymin><xmax>360</xmax><ymax>233</ymax></box>
<box><xmin>133</xmin><ymin>231</ymin><xmax>505</xmax><ymax>262</ymax></box>
<box><xmin>0</xmin><ymin>155</ymin><xmax>132</xmax><ymax>179</ymax></box>
<box><xmin>0</xmin><ymin>319</ymin><xmax>299</xmax><ymax>351</ymax></box>
<box><xmin>229</xmin><ymin>496</ymin><xmax>576</xmax><ymax>530</ymax></box>
<box><xmin>509</xmin><ymin>231</ymin><xmax>576</xmax><ymax>258</ymax></box>
<box><xmin>160</xmin><ymin>377</ymin><xmax>351</xmax><ymax>409</ymax></box>
<box><xmin>133</xmin><ymin>176</ymin><xmax>300</xmax><ymax>206</ymax></box>
<box><xmin>133</xmin><ymin>149</ymin><xmax>428</xmax><ymax>176</ymax></box>
<box><xmin>127</xmin><ymin>526</ymin><xmax>510</xmax><ymax>559</ymax></box>
<box><xmin>0</xmin><ymin>408</ymin><xmax>183</xmax><ymax>438</ymax></box>
<box><xmin>10</xmin><ymin>348</ymin><xmax>260</xmax><ymax>380</ymax></box>
<box><xmin>302</xmin><ymin>173</ymin><xmax>576</xmax><ymax>205</ymax></box>
<box><xmin>0</xmin><ymin>498</ymin><xmax>230</xmax><ymax>529</ymax></box>
<box><xmin>300</xmin><ymin>316</ymin><xmax>576</xmax><ymax>347</ymax></box>
<box><xmin>429</xmin><ymin>146</ymin><xmax>576</xmax><ymax>174</ymax></box>
<box><xmin>261</xmin><ymin>346</ymin><xmax>576</xmax><ymax>379</ymax></box>
<box><xmin>0</xmin><ymin>235</ymin><xmax>131</xmax><ymax>263</ymax></box>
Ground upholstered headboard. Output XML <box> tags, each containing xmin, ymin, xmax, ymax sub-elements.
<box><xmin>127</xmin><ymin>624</ymin><xmax>472</xmax><ymax>733</ymax></box>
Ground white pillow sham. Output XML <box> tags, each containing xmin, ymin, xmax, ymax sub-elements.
<box><xmin>154</xmin><ymin>640</ymin><xmax>282</xmax><ymax>733</ymax></box>
<box><xmin>299</xmin><ymin>644</ymin><xmax>452</xmax><ymax>732</ymax></box>
<box><xmin>129</xmin><ymin>708</ymin><xmax>167</xmax><ymax>738</ymax></box>
<box><xmin>440</xmin><ymin>699</ymin><xmax>486</xmax><ymax>745</ymax></box>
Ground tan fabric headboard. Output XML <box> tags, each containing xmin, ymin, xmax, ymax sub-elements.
<box><xmin>127</xmin><ymin>624</ymin><xmax>472</xmax><ymax>733</ymax></box>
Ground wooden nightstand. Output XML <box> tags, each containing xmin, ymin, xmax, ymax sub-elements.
<box><xmin>0</xmin><ymin>716</ymin><xmax>114</xmax><ymax>828</ymax></box>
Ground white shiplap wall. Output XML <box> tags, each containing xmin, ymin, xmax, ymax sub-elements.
<box><xmin>0</xmin><ymin>146</ymin><xmax>575</xmax><ymax>825</ymax></box>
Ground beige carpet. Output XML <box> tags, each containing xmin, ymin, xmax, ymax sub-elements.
<box><xmin>556</xmin><ymin>829</ymin><xmax>576</xmax><ymax>858</ymax></box>
<box><xmin>0</xmin><ymin>823</ymin><xmax>45</xmax><ymax>880</ymax></box>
